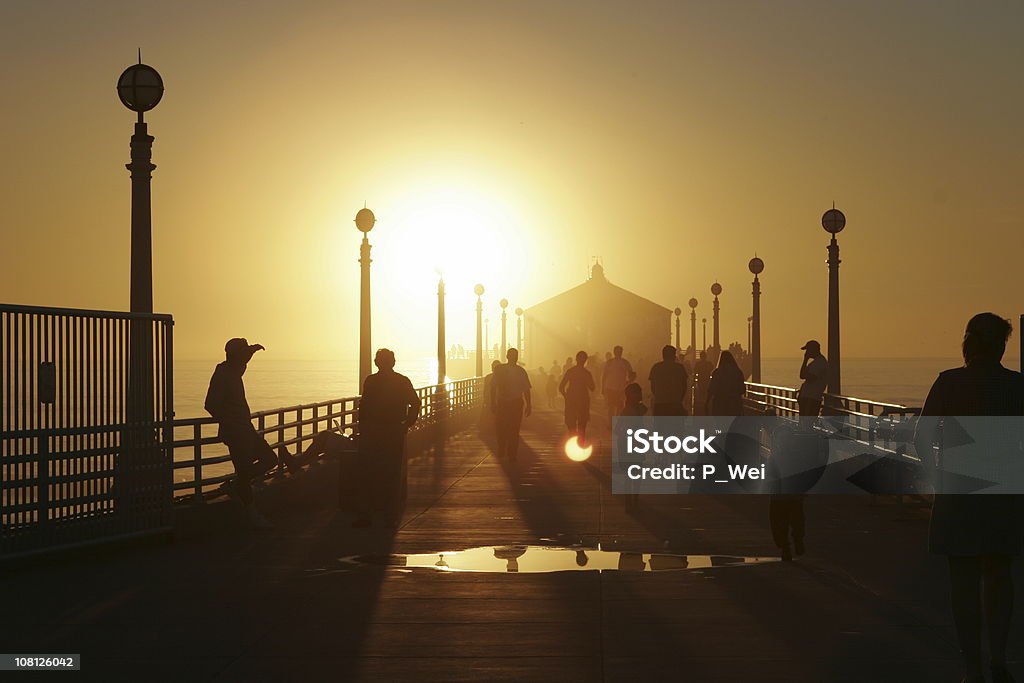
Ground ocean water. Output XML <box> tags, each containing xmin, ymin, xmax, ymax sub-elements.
<box><xmin>172</xmin><ymin>356</ymin><xmax>969</xmax><ymax>419</ymax></box>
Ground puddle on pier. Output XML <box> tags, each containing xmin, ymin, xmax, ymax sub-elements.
<box><xmin>334</xmin><ymin>545</ymin><xmax>780</xmax><ymax>574</ymax></box>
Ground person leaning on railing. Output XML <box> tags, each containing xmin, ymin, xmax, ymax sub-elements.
<box><xmin>204</xmin><ymin>338</ymin><xmax>298</xmax><ymax>528</ymax></box>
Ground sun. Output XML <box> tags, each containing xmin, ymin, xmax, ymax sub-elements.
<box><xmin>376</xmin><ymin>178</ymin><xmax>528</xmax><ymax>297</ymax></box>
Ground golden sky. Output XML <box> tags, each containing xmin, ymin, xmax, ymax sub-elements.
<box><xmin>1</xmin><ymin>1</ymin><xmax>1021</xmax><ymax>363</ymax></box>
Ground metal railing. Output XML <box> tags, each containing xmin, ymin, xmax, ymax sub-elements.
<box><xmin>171</xmin><ymin>376</ymin><xmax>486</xmax><ymax>502</ymax></box>
<box><xmin>743</xmin><ymin>381</ymin><xmax>922</xmax><ymax>456</ymax></box>
<box><xmin>1</xmin><ymin>304</ymin><xmax>174</xmax><ymax>558</ymax></box>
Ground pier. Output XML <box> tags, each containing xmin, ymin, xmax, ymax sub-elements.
<box><xmin>1</xmin><ymin>32</ymin><xmax>1022</xmax><ymax>681</ymax></box>
<box><xmin>4</xmin><ymin>390</ymin><xmax>1023</xmax><ymax>681</ymax></box>
<box><xmin>3</xmin><ymin>300</ymin><xmax>1023</xmax><ymax>681</ymax></box>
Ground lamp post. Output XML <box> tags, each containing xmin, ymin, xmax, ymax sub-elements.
<box><xmin>117</xmin><ymin>59</ymin><xmax>163</xmax><ymax>429</ymax></box>
<box><xmin>515</xmin><ymin>307</ymin><xmax>524</xmax><ymax>357</ymax></box>
<box><xmin>500</xmin><ymin>298</ymin><xmax>509</xmax><ymax>356</ymax></box>
<box><xmin>710</xmin><ymin>282</ymin><xmax>722</xmax><ymax>352</ymax></box>
<box><xmin>437</xmin><ymin>275</ymin><xmax>446</xmax><ymax>385</ymax></box>
<box><xmin>355</xmin><ymin>207</ymin><xmax>376</xmax><ymax>391</ymax></box>
<box><xmin>474</xmin><ymin>284</ymin><xmax>485</xmax><ymax>376</ymax></box>
<box><xmin>673</xmin><ymin>307</ymin><xmax>681</xmax><ymax>350</ymax></box>
<box><xmin>485</xmin><ymin>318</ymin><xmax>490</xmax><ymax>360</ymax></box>
<box><xmin>822</xmin><ymin>207</ymin><xmax>845</xmax><ymax>396</ymax></box>
<box><xmin>749</xmin><ymin>256</ymin><xmax>764</xmax><ymax>383</ymax></box>
<box><xmin>688</xmin><ymin>298</ymin><xmax>698</xmax><ymax>361</ymax></box>
<box><xmin>702</xmin><ymin>318</ymin><xmax>707</xmax><ymax>352</ymax></box>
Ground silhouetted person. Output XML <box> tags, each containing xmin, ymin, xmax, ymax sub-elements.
<box><xmin>621</xmin><ymin>382</ymin><xmax>648</xmax><ymax>512</ymax></box>
<box><xmin>491</xmin><ymin>348</ymin><xmax>532</xmax><ymax>462</ymax></box>
<box><xmin>914</xmin><ymin>313</ymin><xmax>1024</xmax><ymax>683</ymax></box>
<box><xmin>602</xmin><ymin>345</ymin><xmax>634</xmax><ymax>421</ymax></box>
<box><xmin>545</xmin><ymin>366</ymin><xmax>558</xmax><ymax>408</ymax></box>
<box><xmin>769</xmin><ymin>345</ymin><xmax>823</xmax><ymax>560</ymax></box>
<box><xmin>649</xmin><ymin>345</ymin><xmax>689</xmax><ymax>416</ymax></box>
<box><xmin>205</xmin><ymin>338</ymin><xmax>287</xmax><ymax>528</ymax></box>
<box><xmin>560</xmin><ymin>350</ymin><xmax>595</xmax><ymax>442</ymax></box>
<box><xmin>692</xmin><ymin>351</ymin><xmax>714</xmax><ymax>415</ymax></box>
<box><xmin>797</xmin><ymin>340</ymin><xmax>829</xmax><ymax>418</ymax></box>
<box><xmin>706</xmin><ymin>349</ymin><xmax>746</xmax><ymax>416</ymax></box>
<box><xmin>355</xmin><ymin>348</ymin><xmax>421</xmax><ymax>528</ymax></box>
<box><xmin>563</xmin><ymin>356</ymin><xmax>573</xmax><ymax>376</ymax></box>
<box><xmin>481</xmin><ymin>359</ymin><xmax>502</xmax><ymax>427</ymax></box>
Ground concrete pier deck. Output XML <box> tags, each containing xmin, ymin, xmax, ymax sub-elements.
<box><xmin>3</xmin><ymin>406</ymin><xmax>1021</xmax><ymax>682</ymax></box>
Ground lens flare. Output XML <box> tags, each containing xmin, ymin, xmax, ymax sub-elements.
<box><xmin>564</xmin><ymin>435</ymin><xmax>593</xmax><ymax>462</ymax></box>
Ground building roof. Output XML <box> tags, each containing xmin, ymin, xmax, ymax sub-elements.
<box><xmin>525</xmin><ymin>264</ymin><xmax>671</xmax><ymax>317</ymax></box>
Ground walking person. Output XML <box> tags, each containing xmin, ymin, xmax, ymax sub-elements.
<box><xmin>545</xmin><ymin>365</ymin><xmax>558</xmax><ymax>409</ymax></box>
<box><xmin>620</xmin><ymin>382</ymin><xmax>648</xmax><ymax>512</ymax></box>
<box><xmin>602</xmin><ymin>345</ymin><xmax>634</xmax><ymax>422</ymax></box>
<box><xmin>560</xmin><ymin>350</ymin><xmax>595</xmax><ymax>442</ymax></box>
<box><xmin>205</xmin><ymin>338</ymin><xmax>294</xmax><ymax>528</ymax></box>
<box><xmin>914</xmin><ymin>313</ymin><xmax>1024</xmax><ymax>683</ymax></box>
<box><xmin>491</xmin><ymin>348</ymin><xmax>532</xmax><ymax>462</ymax></box>
<box><xmin>706</xmin><ymin>350</ymin><xmax>746</xmax><ymax>416</ymax></box>
<box><xmin>648</xmin><ymin>345</ymin><xmax>689</xmax><ymax>416</ymax></box>
<box><xmin>692</xmin><ymin>351</ymin><xmax>714</xmax><ymax>415</ymax></box>
<box><xmin>355</xmin><ymin>348</ymin><xmax>421</xmax><ymax>528</ymax></box>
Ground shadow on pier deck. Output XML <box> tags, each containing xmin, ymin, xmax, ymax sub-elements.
<box><xmin>3</xmin><ymin>407</ymin><xmax>1022</xmax><ymax>682</ymax></box>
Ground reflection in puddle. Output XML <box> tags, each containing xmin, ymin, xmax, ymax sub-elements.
<box><xmin>336</xmin><ymin>545</ymin><xmax>779</xmax><ymax>573</ymax></box>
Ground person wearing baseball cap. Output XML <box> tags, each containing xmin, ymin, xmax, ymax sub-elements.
<box><xmin>204</xmin><ymin>337</ymin><xmax>293</xmax><ymax>527</ymax></box>
<box><xmin>797</xmin><ymin>340</ymin><xmax>829</xmax><ymax>418</ymax></box>
<box><xmin>769</xmin><ymin>339</ymin><xmax>830</xmax><ymax>561</ymax></box>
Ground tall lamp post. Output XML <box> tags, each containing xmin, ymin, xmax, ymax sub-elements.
<box><xmin>437</xmin><ymin>275</ymin><xmax>446</xmax><ymax>385</ymax></box>
<box><xmin>749</xmin><ymin>256</ymin><xmax>764</xmax><ymax>383</ymax></box>
<box><xmin>710</xmin><ymin>282</ymin><xmax>722</xmax><ymax>352</ymax></box>
<box><xmin>673</xmin><ymin>308</ymin><xmax>681</xmax><ymax>350</ymax></box>
<box><xmin>515</xmin><ymin>307</ymin><xmax>524</xmax><ymax>357</ymax></box>
<box><xmin>500</xmin><ymin>298</ymin><xmax>509</xmax><ymax>356</ymax></box>
<box><xmin>474</xmin><ymin>284</ymin><xmax>485</xmax><ymax>376</ymax></box>
<box><xmin>702</xmin><ymin>318</ymin><xmax>707</xmax><ymax>353</ymax></box>
<box><xmin>117</xmin><ymin>59</ymin><xmax>163</xmax><ymax>428</ymax></box>
<box><xmin>822</xmin><ymin>207</ymin><xmax>845</xmax><ymax>396</ymax></box>
<box><xmin>355</xmin><ymin>207</ymin><xmax>376</xmax><ymax>391</ymax></box>
<box><xmin>688</xmin><ymin>298</ymin><xmax>698</xmax><ymax>360</ymax></box>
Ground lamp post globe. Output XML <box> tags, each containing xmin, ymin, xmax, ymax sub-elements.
<box><xmin>688</xmin><ymin>298</ymin><xmax>698</xmax><ymax>309</ymax></box>
<box><xmin>355</xmin><ymin>207</ymin><xmax>376</xmax><ymax>233</ymax></box>
<box><xmin>474</xmin><ymin>283</ymin><xmax>485</xmax><ymax>297</ymax></box>
<box><xmin>822</xmin><ymin>208</ymin><xmax>846</xmax><ymax>234</ymax></box>
<box><xmin>749</xmin><ymin>257</ymin><xmax>764</xmax><ymax>275</ymax></box>
<box><xmin>117</xmin><ymin>63</ymin><xmax>164</xmax><ymax>114</ymax></box>
<box><xmin>499</xmin><ymin>299</ymin><xmax>509</xmax><ymax>355</ymax></box>
<box><xmin>674</xmin><ymin>307</ymin><xmax>681</xmax><ymax>316</ymax></box>
<box><xmin>711</xmin><ymin>282</ymin><xmax>722</xmax><ymax>296</ymax></box>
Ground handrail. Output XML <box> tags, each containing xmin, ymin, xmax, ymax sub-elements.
<box><xmin>0</xmin><ymin>302</ymin><xmax>174</xmax><ymax>322</ymax></box>
<box><xmin>171</xmin><ymin>376</ymin><xmax>486</xmax><ymax>502</ymax></box>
